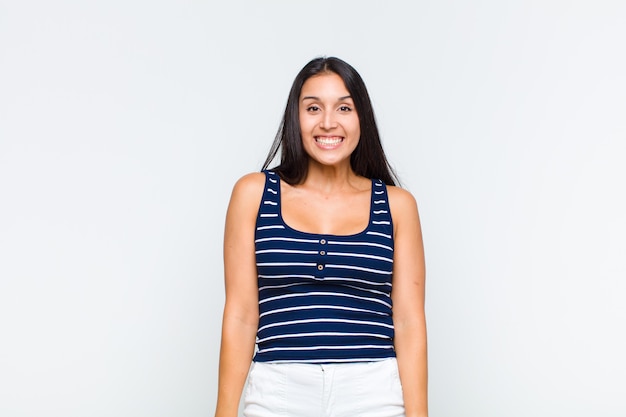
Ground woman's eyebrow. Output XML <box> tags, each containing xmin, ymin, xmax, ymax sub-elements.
<box><xmin>301</xmin><ymin>95</ymin><xmax>353</xmax><ymax>101</ymax></box>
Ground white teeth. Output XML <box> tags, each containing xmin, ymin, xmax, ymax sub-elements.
<box><xmin>315</xmin><ymin>137</ymin><xmax>343</xmax><ymax>145</ymax></box>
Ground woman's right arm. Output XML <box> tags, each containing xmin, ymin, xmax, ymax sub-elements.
<box><xmin>214</xmin><ymin>173</ymin><xmax>265</xmax><ymax>417</ymax></box>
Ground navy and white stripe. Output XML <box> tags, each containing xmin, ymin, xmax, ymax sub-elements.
<box><xmin>254</xmin><ymin>171</ymin><xmax>395</xmax><ymax>363</ymax></box>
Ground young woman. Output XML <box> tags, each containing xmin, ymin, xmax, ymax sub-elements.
<box><xmin>215</xmin><ymin>57</ymin><xmax>427</xmax><ymax>417</ymax></box>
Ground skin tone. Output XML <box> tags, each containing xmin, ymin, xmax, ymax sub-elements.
<box><xmin>215</xmin><ymin>72</ymin><xmax>427</xmax><ymax>417</ymax></box>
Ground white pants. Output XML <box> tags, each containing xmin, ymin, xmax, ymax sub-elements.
<box><xmin>243</xmin><ymin>358</ymin><xmax>405</xmax><ymax>417</ymax></box>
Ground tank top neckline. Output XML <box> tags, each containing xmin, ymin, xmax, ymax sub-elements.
<box><xmin>269</xmin><ymin>171</ymin><xmax>379</xmax><ymax>239</ymax></box>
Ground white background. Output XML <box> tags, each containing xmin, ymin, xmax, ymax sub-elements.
<box><xmin>1</xmin><ymin>1</ymin><xmax>625</xmax><ymax>416</ymax></box>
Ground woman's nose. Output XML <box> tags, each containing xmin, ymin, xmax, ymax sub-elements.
<box><xmin>320</xmin><ymin>112</ymin><xmax>337</xmax><ymax>129</ymax></box>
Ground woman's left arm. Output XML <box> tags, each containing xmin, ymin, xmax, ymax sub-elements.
<box><xmin>388</xmin><ymin>186</ymin><xmax>428</xmax><ymax>417</ymax></box>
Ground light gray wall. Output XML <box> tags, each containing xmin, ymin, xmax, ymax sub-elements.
<box><xmin>1</xmin><ymin>1</ymin><xmax>624</xmax><ymax>416</ymax></box>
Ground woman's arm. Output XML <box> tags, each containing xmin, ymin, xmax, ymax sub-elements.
<box><xmin>214</xmin><ymin>173</ymin><xmax>265</xmax><ymax>417</ymax></box>
<box><xmin>388</xmin><ymin>186</ymin><xmax>428</xmax><ymax>417</ymax></box>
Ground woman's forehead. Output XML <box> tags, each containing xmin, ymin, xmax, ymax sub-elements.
<box><xmin>300</xmin><ymin>73</ymin><xmax>350</xmax><ymax>99</ymax></box>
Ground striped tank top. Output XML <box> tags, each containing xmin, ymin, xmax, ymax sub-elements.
<box><xmin>254</xmin><ymin>170</ymin><xmax>395</xmax><ymax>363</ymax></box>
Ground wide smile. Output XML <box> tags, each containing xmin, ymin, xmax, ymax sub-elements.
<box><xmin>315</xmin><ymin>136</ymin><xmax>344</xmax><ymax>147</ymax></box>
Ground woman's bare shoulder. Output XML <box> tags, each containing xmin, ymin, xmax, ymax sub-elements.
<box><xmin>386</xmin><ymin>185</ymin><xmax>418</xmax><ymax>213</ymax></box>
<box><xmin>386</xmin><ymin>185</ymin><xmax>421</xmax><ymax>230</ymax></box>
<box><xmin>228</xmin><ymin>172</ymin><xmax>266</xmax><ymax>211</ymax></box>
<box><xmin>232</xmin><ymin>172</ymin><xmax>266</xmax><ymax>192</ymax></box>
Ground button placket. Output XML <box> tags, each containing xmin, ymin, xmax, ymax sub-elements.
<box><xmin>316</xmin><ymin>238</ymin><xmax>327</xmax><ymax>274</ymax></box>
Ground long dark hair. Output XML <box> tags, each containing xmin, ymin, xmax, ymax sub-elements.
<box><xmin>262</xmin><ymin>57</ymin><xmax>399</xmax><ymax>186</ymax></box>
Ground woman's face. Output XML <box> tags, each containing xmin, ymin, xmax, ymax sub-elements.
<box><xmin>298</xmin><ymin>72</ymin><xmax>360</xmax><ymax>168</ymax></box>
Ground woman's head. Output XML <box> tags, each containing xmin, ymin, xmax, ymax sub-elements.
<box><xmin>263</xmin><ymin>56</ymin><xmax>398</xmax><ymax>186</ymax></box>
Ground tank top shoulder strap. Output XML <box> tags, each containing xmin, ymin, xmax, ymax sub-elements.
<box><xmin>256</xmin><ymin>170</ymin><xmax>281</xmax><ymax>226</ymax></box>
<box><xmin>368</xmin><ymin>179</ymin><xmax>394</xmax><ymax>242</ymax></box>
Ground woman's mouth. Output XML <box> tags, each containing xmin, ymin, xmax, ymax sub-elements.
<box><xmin>315</xmin><ymin>136</ymin><xmax>344</xmax><ymax>146</ymax></box>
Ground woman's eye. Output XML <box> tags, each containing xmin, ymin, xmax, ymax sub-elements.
<box><xmin>339</xmin><ymin>106</ymin><xmax>352</xmax><ymax>112</ymax></box>
<box><xmin>306</xmin><ymin>105</ymin><xmax>320</xmax><ymax>112</ymax></box>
